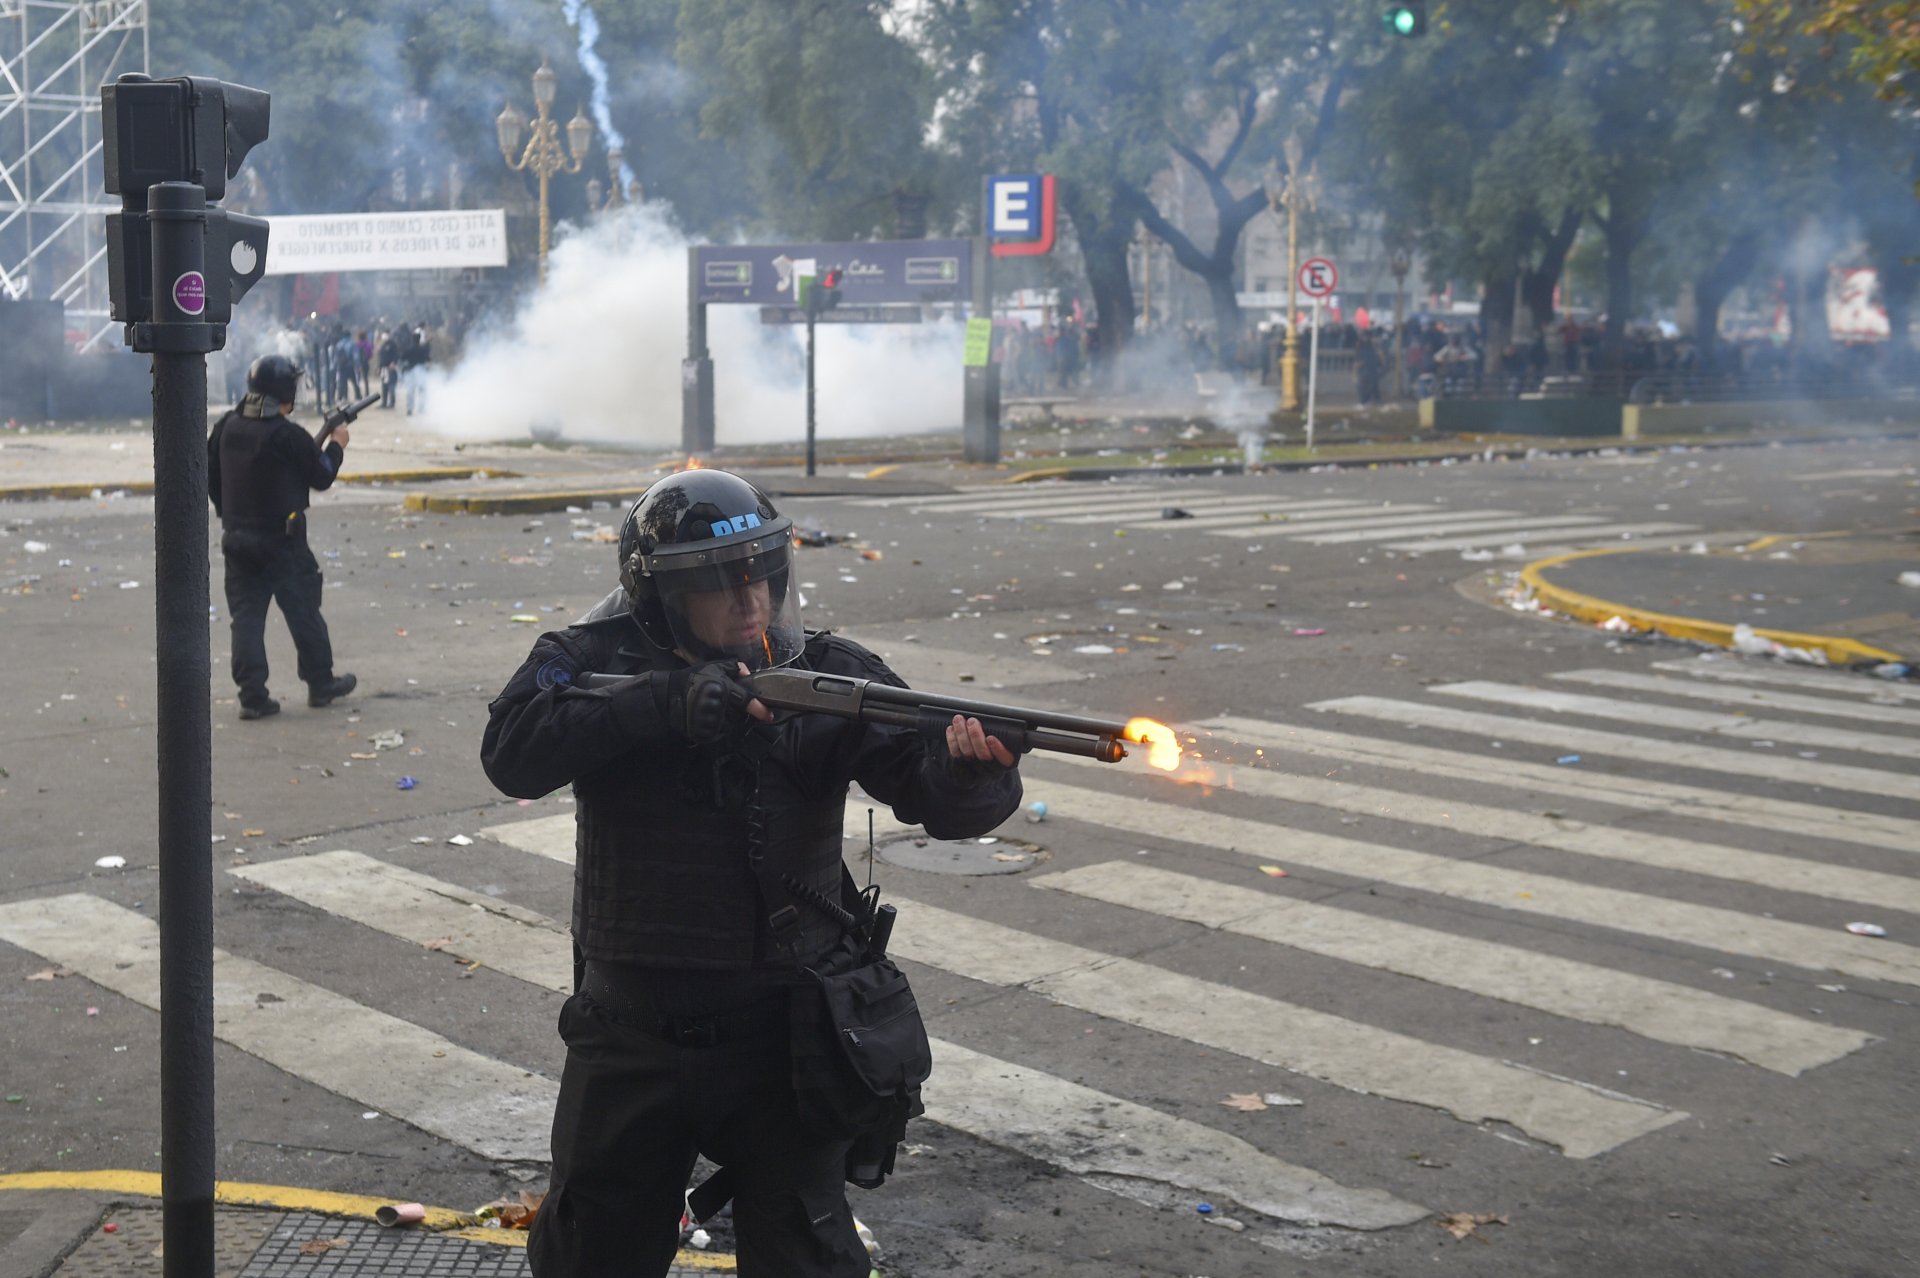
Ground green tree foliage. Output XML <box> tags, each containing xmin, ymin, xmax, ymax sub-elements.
<box><xmin>1735</xmin><ymin>1</ymin><xmax>1920</xmax><ymax>101</ymax></box>
<box><xmin>676</xmin><ymin>0</ymin><xmax>939</xmax><ymax>238</ymax></box>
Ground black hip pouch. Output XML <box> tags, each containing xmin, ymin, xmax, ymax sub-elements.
<box><xmin>790</xmin><ymin>933</ymin><xmax>931</xmax><ymax>1151</ymax></box>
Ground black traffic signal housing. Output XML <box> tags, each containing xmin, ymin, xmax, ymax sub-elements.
<box><xmin>806</xmin><ymin>266</ymin><xmax>844</xmax><ymax>316</ymax></box>
<box><xmin>102</xmin><ymin>73</ymin><xmax>271</xmax><ymax>336</ymax></box>
<box><xmin>1384</xmin><ymin>3</ymin><xmax>1427</xmax><ymax>36</ymax></box>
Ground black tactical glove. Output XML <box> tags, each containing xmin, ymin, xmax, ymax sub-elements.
<box><xmin>664</xmin><ymin>661</ymin><xmax>756</xmax><ymax>744</ymax></box>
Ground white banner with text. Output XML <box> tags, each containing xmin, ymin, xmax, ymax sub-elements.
<box><xmin>263</xmin><ymin>210</ymin><xmax>508</xmax><ymax>275</ymax></box>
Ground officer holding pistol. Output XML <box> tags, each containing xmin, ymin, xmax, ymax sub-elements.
<box><xmin>207</xmin><ymin>353</ymin><xmax>357</xmax><ymax>720</ymax></box>
<box><xmin>481</xmin><ymin>468</ymin><xmax>1021</xmax><ymax>1277</ymax></box>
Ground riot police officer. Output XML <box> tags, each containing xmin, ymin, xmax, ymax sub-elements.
<box><xmin>207</xmin><ymin>354</ymin><xmax>357</xmax><ymax>720</ymax></box>
<box><xmin>481</xmin><ymin>468</ymin><xmax>1020</xmax><ymax>1278</ymax></box>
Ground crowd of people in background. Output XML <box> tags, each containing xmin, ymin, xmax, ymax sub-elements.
<box><xmin>283</xmin><ymin>315</ymin><xmax>450</xmax><ymax>417</ymax></box>
<box><xmin>991</xmin><ymin>304</ymin><xmax>1905</xmax><ymax>404</ymax></box>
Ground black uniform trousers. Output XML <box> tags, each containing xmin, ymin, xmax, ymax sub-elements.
<box><xmin>528</xmin><ymin>990</ymin><xmax>868</xmax><ymax>1278</ymax></box>
<box><xmin>220</xmin><ymin>523</ymin><xmax>334</xmax><ymax>705</ymax></box>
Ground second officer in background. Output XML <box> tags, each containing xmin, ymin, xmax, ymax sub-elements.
<box><xmin>207</xmin><ymin>353</ymin><xmax>357</xmax><ymax>720</ymax></box>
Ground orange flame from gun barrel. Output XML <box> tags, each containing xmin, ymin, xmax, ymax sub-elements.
<box><xmin>1123</xmin><ymin>718</ymin><xmax>1183</xmax><ymax>772</ymax></box>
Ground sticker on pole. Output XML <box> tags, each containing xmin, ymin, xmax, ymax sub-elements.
<box><xmin>172</xmin><ymin>271</ymin><xmax>206</xmax><ymax>316</ymax></box>
<box><xmin>1298</xmin><ymin>257</ymin><xmax>1337</xmax><ymax>299</ymax></box>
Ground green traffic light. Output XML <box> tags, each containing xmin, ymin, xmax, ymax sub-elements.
<box><xmin>1385</xmin><ymin>4</ymin><xmax>1424</xmax><ymax>36</ymax></box>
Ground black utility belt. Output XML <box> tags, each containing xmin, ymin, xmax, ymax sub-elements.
<box><xmin>579</xmin><ymin>962</ymin><xmax>785</xmax><ymax>1048</ymax></box>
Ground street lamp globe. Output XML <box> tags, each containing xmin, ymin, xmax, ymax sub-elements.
<box><xmin>532</xmin><ymin>57</ymin><xmax>558</xmax><ymax>110</ymax></box>
<box><xmin>495</xmin><ymin>101</ymin><xmax>526</xmax><ymax>161</ymax></box>
<box><xmin>566</xmin><ymin>106</ymin><xmax>594</xmax><ymax>166</ymax></box>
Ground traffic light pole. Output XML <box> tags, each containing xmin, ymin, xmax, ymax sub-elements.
<box><xmin>804</xmin><ymin>304</ymin><xmax>817</xmax><ymax>478</ymax></box>
<box><xmin>103</xmin><ymin>73</ymin><xmax>271</xmax><ymax>1278</ymax></box>
<box><xmin>143</xmin><ymin>180</ymin><xmax>219</xmax><ymax>1278</ymax></box>
<box><xmin>963</xmin><ymin>176</ymin><xmax>1000</xmax><ymax>464</ymax></box>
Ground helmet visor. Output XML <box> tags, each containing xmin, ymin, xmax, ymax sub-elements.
<box><xmin>653</xmin><ymin>543</ymin><xmax>803</xmax><ymax>670</ymax></box>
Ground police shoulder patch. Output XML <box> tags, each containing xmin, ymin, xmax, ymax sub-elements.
<box><xmin>535</xmin><ymin>655</ymin><xmax>576</xmax><ymax>690</ymax></box>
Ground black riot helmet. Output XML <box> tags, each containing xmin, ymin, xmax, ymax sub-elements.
<box><xmin>618</xmin><ymin>468</ymin><xmax>802</xmax><ymax>669</ymax></box>
<box><xmin>246</xmin><ymin>354</ymin><xmax>303</xmax><ymax>405</ymax></box>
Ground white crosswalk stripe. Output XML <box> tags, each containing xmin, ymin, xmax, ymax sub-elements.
<box><xmin>831</xmin><ymin>484</ymin><xmax>1701</xmax><ymax>551</ymax></box>
<box><xmin>841</xmin><ymin>483</ymin><xmax>1163</xmax><ymax>510</ymax></box>
<box><xmin>1051</xmin><ymin>497</ymin><xmax>1383</xmax><ymax>526</ymax></box>
<box><xmin>0</xmin><ymin>893</ymin><xmax>558</xmax><ymax>1163</ymax></box>
<box><xmin>884</xmin><ymin>898</ymin><xmax>1682</xmax><ymax>1158</ymax></box>
<box><xmin>1035</xmin><ymin>748</ymin><xmax>1920</xmax><ymax>912</ymax></box>
<box><xmin>1431</xmin><ymin>680</ymin><xmax>1920</xmax><ymax>762</ymax></box>
<box><xmin>1382</xmin><ymin>522</ymin><xmax>1699</xmax><ymax>552</ymax></box>
<box><xmin>1551</xmin><ymin>669</ymin><xmax>1920</xmax><ymax>728</ymax></box>
<box><xmin>1650</xmin><ymin>658</ymin><xmax>1920</xmax><ymax>705</ymax></box>
<box><xmin>1030</xmin><ymin>861</ymin><xmax>1870</xmax><ymax>1076</ymax></box>
<box><xmin>1201</xmin><ymin>713</ymin><xmax>1920</xmax><ymax>856</ymax></box>
<box><xmin>1311</xmin><ymin>695</ymin><xmax>1920</xmax><ymax>802</ymax></box>
<box><xmin>11</xmin><ymin>655</ymin><xmax>1910</xmax><ymax>1229</ymax></box>
<box><xmin>1014</xmin><ymin>778</ymin><xmax>1920</xmax><ymax>988</ymax></box>
<box><xmin>1202</xmin><ymin>508</ymin><xmax>1554</xmax><ymax>539</ymax></box>
<box><xmin>221</xmin><ymin>847</ymin><xmax>1423</xmax><ymax>1226</ymax></box>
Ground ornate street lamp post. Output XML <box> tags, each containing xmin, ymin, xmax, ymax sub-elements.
<box><xmin>586</xmin><ymin>146</ymin><xmax>645</xmax><ymax>212</ymax></box>
<box><xmin>1266</xmin><ymin>134</ymin><xmax>1316</xmax><ymax>413</ymax></box>
<box><xmin>496</xmin><ymin>57</ymin><xmax>593</xmax><ymax>285</ymax></box>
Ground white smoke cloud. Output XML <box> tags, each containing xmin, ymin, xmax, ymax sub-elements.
<box><xmin>419</xmin><ymin>204</ymin><xmax>964</xmax><ymax>446</ymax></box>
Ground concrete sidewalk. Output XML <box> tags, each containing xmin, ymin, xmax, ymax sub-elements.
<box><xmin>1522</xmin><ymin>533</ymin><xmax>1920</xmax><ymax>665</ymax></box>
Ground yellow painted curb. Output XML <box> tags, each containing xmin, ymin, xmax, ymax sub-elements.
<box><xmin>1520</xmin><ymin>545</ymin><xmax>1903</xmax><ymax>666</ymax></box>
<box><xmin>403</xmin><ymin>485</ymin><xmax>655</xmax><ymax>515</ymax></box>
<box><xmin>1004</xmin><ymin>467</ymin><xmax>1075</xmax><ymax>483</ymax></box>
<box><xmin>0</xmin><ymin>480</ymin><xmax>152</xmax><ymax>500</ymax></box>
<box><xmin>0</xmin><ymin>1171</ymin><xmax>735</xmax><ymax>1268</ymax></box>
<box><xmin>341</xmin><ymin>466</ymin><xmax>521</xmax><ymax>485</ymax></box>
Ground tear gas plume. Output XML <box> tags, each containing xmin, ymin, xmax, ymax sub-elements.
<box><xmin>562</xmin><ymin>0</ymin><xmax>637</xmax><ymax>193</ymax></box>
<box><xmin>419</xmin><ymin>205</ymin><xmax>963</xmax><ymax>445</ymax></box>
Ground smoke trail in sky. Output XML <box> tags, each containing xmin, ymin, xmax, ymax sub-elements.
<box><xmin>561</xmin><ymin>0</ymin><xmax>637</xmax><ymax>192</ymax></box>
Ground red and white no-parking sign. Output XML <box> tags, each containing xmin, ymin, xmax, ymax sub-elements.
<box><xmin>1298</xmin><ymin>256</ymin><xmax>1338</xmax><ymax>298</ymax></box>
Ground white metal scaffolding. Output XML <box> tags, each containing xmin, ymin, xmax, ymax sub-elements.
<box><xmin>0</xmin><ymin>0</ymin><xmax>149</xmax><ymax>350</ymax></box>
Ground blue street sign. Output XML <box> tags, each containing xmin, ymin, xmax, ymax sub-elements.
<box><xmin>987</xmin><ymin>174</ymin><xmax>1045</xmax><ymax>241</ymax></box>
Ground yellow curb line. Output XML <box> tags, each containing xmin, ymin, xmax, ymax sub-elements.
<box><xmin>0</xmin><ymin>1171</ymin><xmax>735</xmax><ymax>1269</ymax></box>
<box><xmin>1519</xmin><ymin>545</ymin><xmax>1903</xmax><ymax>666</ymax></box>
<box><xmin>403</xmin><ymin>485</ymin><xmax>655</xmax><ymax>515</ymax></box>
<box><xmin>0</xmin><ymin>468</ymin><xmax>518</xmax><ymax>503</ymax></box>
<box><xmin>0</xmin><ymin>480</ymin><xmax>152</xmax><ymax>500</ymax></box>
<box><xmin>341</xmin><ymin>467</ymin><xmax>522</xmax><ymax>485</ymax></box>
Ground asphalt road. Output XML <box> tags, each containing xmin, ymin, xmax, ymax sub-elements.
<box><xmin>2</xmin><ymin>435</ymin><xmax>1917</xmax><ymax>1276</ymax></box>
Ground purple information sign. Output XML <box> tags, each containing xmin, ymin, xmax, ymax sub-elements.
<box><xmin>693</xmin><ymin>239</ymin><xmax>969</xmax><ymax>306</ymax></box>
<box><xmin>172</xmin><ymin>271</ymin><xmax>206</xmax><ymax>316</ymax></box>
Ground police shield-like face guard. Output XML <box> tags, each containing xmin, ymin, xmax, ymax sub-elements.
<box><xmin>634</xmin><ymin>523</ymin><xmax>802</xmax><ymax>670</ymax></box>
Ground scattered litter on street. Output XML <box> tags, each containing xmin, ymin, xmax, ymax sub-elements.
<box><xmin>395</xmin><ymin>776</ymin><xmax>417</xmax><ymax>790</ymax></box>
<box><xmin>1292</xmin><ymin>627</ymin><xmax>1326</xmax><ymax>637</ymax></box>
<box><xmin>1845</xmin><ymin>922</ymin><xmax>1887</xmax><ymax>938</ymax></box>
<box><xmin>369</xmin><ymin>730</ymin><xmax>405</xmax><ymax>750</ymax></box>
<box><xmin>1026</xmin><ymin>800</ymin><xmax>1047</xmax><ymax>823</ymax></box>
<box><xmin>93</xmin><ymin>855</ymin><xmax>126</xmax><ymax>869</ymax></box>
<box><xmin>374</xmin><ymin>1203</ymin><xmax>426</xmax><ymax>1228</ymax></box>
<box><xmin>1556</xmin><ymin>754</ymin><xmax>1582</xmax><ymax>765</ymax></box>
<box><xmin>1437</xmin><ymin>1211</ymin><xmax>1509</xmax><ymax>1242</ymax></box>
<box><xmin>1258</xmin><ymin>865</ymin><xmax>1289</xmax><ymax>878</ymax></box>
<box><xmin>475</xmin><ymin>1191</ymin><xmax>545</xmax><ymax>1229</ymax></box>
<box><xmin>1897</xmin><ymin>571</ymin><xmax>1920</xmax><ymax>588</ymax></box>
<box><xmin>1220</xmin><ymin>1093</ymin><xmax>1269</xmax><ymax>1111</ymax></box>
<box><xmin>447</xmin><ymin>834</ymin><xmax>474</xmax><ymax>847</ymax></box>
